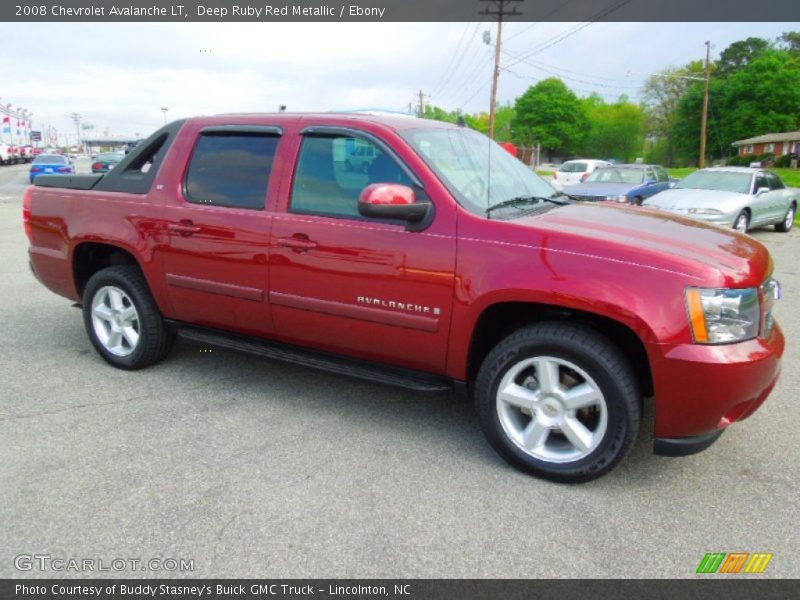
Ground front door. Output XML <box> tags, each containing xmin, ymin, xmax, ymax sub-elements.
<box><xmin>269</xmin><ymin>128</ymin><xmax>456</xmax><ymax>374</ymax></box>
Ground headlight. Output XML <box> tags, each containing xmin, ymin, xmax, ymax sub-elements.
<box><xmin>761</xmin><ymin>278</ymin><xmax>781</xmax><ymax>337</ymax></box>
<box><xmin>686</xmin><ymin>287</ymin><xmax>759</xmax><ymax>344</ymax></box>
<box><xmin>688</xmin><ymin>208</ymin><xmax>724</xmax><ymax>215</ymax></box>
<box><xmin>605</xmin><ymin>195</ymin><xmax>628</xmax><ymax>203</ymax></box>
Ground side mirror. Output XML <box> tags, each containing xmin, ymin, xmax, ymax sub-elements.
<box><xmin>756</xmin><ymin>187</ymin><xmax>770</xmax><ymax>196</ymax></box>
<box><xmin>358</xmin><ymin>183</ymin><xmax>431</xmax><ymax>222</ymax></box>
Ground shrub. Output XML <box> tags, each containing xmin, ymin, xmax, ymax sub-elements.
<box><xmin>774</xmin><ymin>153</ymin><xmax>792</xmax><ymax>168</ymax></box>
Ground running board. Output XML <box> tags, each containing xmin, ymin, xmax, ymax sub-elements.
<box><xmin>174</xmin><ymin>324</ymin><xmax>453</xmax><ymax>393</ymax></box>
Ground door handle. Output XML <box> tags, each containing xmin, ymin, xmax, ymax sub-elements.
<box><xmin>277</xmin><ymin>236</ymin><xmax>318</xmax><ymax>251</ymax></box>
<box><xmin>168</xmin><ymin>221</ymin><xmax>201</xmax><ymax>236</ymax></box>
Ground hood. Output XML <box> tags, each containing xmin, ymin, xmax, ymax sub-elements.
<box><xmin>565</xmin><ymin>182</ymin><xmax>638</xmax><ymax>196</ymax></box>
<box><xmin>644</xmin><ymin>187</ymin><xmax>747</xmax><ymax>209</ymax></box>
<box><xmin>511</xmin><ymin>202</ymin><xmax>771</xmax><ymax>286</ymax></box>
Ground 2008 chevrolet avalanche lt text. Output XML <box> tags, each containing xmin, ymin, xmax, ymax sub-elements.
<box><xmin>23</xmin><ymin>114</ymin><xmax>784</xmax><ymax>482</ymax></box>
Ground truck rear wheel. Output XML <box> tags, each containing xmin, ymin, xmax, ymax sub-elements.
<box><xmin>82</xmin><ymin>265</ymin><xmax>173</xmax><ymax>370</ymax></box>
<box><xmin>474</xmin><ymin>322</ymin><xmax>640</xmax><ymax>483</ymax></box>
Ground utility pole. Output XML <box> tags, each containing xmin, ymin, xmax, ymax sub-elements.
<box><xmin>480</xmin><ymin>0</ymin><xmax>523</xmax><ymax>140</ymax></box>
<box><xmin>415</xmin><ymin>90</ymin><xmax>430</xmax><ymax>118</ymax></box>
<box><xmin>699</xmin><ymin>40</ymin><xmax>711</xmax><ymax>168</ymax></box>
<box><xmin>70</xmin><ymin>113</ymin><xmax>81</xmax><ymax>153</ymax></box>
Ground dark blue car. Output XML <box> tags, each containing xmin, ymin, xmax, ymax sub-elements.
<box><xmin>29</xmin><ymin>154</ymin><xmax>74</xmax><ymax>184</ymax></box>
<box><xmin>564</xmin><ymin>164</ymin><xmax>672</xmax><ymax>205</ymax></box>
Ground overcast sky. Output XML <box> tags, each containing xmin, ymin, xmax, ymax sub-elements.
<box><xmin>2</xmin><ymin>21</ymin><xmax>796</xmax><ymax>142</ymax></box>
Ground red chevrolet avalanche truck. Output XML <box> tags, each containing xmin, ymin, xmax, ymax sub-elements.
<box><xmin>24</xmin><ymin>114</ymin><xmax>784</xmax><ymax>482</ymax></box>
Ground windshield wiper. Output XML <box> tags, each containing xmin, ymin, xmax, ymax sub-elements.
<box><xmin>486</xmin><ymin>193</ymin><xmax>572</xmax><ymax>216</ymax></box>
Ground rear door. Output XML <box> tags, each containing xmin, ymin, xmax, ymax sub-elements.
<box><xmin>268</xmin><ymin>125</ymin><xmax>457</xmax><ymax>374</ymax></box>
<box><xmin>764</xmin><ymin>171</ymin><xmax>791</xmax><ymax>223</ymax></box>
<box><xmin>159</xmin><ymin>125</ymin><xmax>282</xmax><ymax>337</ymax></box>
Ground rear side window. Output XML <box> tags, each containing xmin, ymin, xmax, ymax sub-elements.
<box><xmin>765</xmin><ymin>172</ymin><xmax>784</xmax><ymax>190</ymax></box>
<box><xmin>656</xmin><ymin>167</ymin><xmax>669</xmax><ymax>182</ymax></box>
<box><xmin>559</xmin><ymin>161</ymin><xmax>587</xmax><ymax>173</ymax></box>
<box><xmin>184</xmin><ymin>134</ymin><xmax>279</xmax><ymax>210</ymax></box>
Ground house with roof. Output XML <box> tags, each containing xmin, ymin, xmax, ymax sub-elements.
<box><xmin>732</xmin><ymin>131</ymin><xmax>800</xmax><ymax>158</ymax></box>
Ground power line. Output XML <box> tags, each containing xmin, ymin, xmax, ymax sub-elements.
<box><xmin>502</xmin><ymin>49</ymin><xmax>644</xmax><ymax>90</ymax></box>
<box><xmin>504</xmin><ymin>0</ymin><xmax>634</xmax><ymax>68</ymax></box>
<box><xmin>430</xmin><ymin>3</ymin><xmax>482</xmax><ymax>98</ymax></box>
<box><xmin>503</xmin><ymin>0</ymin><xmax>577</xmax><ymax>43</ymax></box>
<box><xmin>435</xmin><ymin>14</ymin><xmax>492</xmax><ymax>107</ymax></box>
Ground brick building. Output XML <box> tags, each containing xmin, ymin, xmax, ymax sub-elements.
<box><xmin>732</xmin><ymin>131</ymin><xmax>800</xmax><ymax>158</ymax></box>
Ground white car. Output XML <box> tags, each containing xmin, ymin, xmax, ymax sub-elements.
<box><xmin>551</xmin><ymin>159</ymin><xmax>612</xmax><ymax>191</ymax></box>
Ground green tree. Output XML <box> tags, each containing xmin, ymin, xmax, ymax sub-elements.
<box><xmin>511</xmin><ymin>78</ymin><xmax>588</xmax><ymax>158</ymax></box>
<box><xmin>582</xmin><ymin>96</ymin><xmax>647</xmax><ymax>162</ymax></box>
<box><xmin>422</xmin><ymin>105</ymin><xmax>462</xmax><ymax>124</ymax></box>
<box><xmin>642</xmin><ymin>61</ymin><xmax>705</xmax><ymax>166</ymax></box>
<box><xmin>778</xmin><ymin>31</ymin><xmax>800</xmax><ymax>54</ymax></box>
<box><xmin>672</xmin><ymin>49</ymin><xmax>800</xmax><ymax>165</ymax></box>
<box><xmin>716</xmin><ymin>37</ymin><xmax>771</xmax><ymax>77</ymax></box>
<box><xmin>718</xmin><ymin>50</ymin><xmax>800</xmax><ymax>151</ymax></box>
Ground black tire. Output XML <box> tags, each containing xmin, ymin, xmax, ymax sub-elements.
<box><xmin>474</xmin><ymin>322</ymin><xmax>641</xmax><ymax>483</ymax></box>
<box><xmin>775</xmin><ymin>204</ymin><xmax>795</xmax><ymax>233</ymax></box>
<box><xmin>733</xmin><ymin>210</ymin><xmax>749</xmax><ymax>233</ymax></box>
<box><xmin>632</xmin><ymin>196</ymin><xmax>643</xmax><ymax>206</ymax></box>
<box><xmin>82</xmin><ymin>265</ymin><xmax>173</xmax><ymax>370</ymax></box>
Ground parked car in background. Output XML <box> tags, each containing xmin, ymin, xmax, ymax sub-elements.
<box><xmin>8</xmin><ymin>146</ymin><xmax>21</xmax><ymax>164</ymax></box>
<box><xmin>565</xmin><ymin>164</ymin><xmax>672</xmax><ymax>205</ymax></box>
<box><xmin>19</xmin><ymin>146</ymin><xmax>35</xmax><ymax>163</ymax></box>
<box><xmin>91</xmin><ymin>152</ymin><xmax>125</xmax><ymax>173</ymax></box>
<box><xmin>644</xmin><ymin>167</ymin><xmax>798</xmax><ymax>233</ymax></box>
<box><xmin>551</xmin><ymin>159</ymin><xmax>611</xmax><ymax>190</ymax></box>
<box><xmin>0</xmin><ymin>143</ymin><xmax>11</xmax><ymax>165</ymax></box>
<box><xmin>29</xmin><ymin>154</ymin><xmax>75</xmax><ymax>183</ymax></box>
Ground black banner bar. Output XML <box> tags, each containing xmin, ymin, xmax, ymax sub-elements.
<box><xmin>4</xmin><ymin>0</ymin><xmax>800</xmax><ymax>22</ymax></box>
<box><xmin>2</xmin><ymin>579</ymin><xmax>800</xmax><ymax>600</ymax></box>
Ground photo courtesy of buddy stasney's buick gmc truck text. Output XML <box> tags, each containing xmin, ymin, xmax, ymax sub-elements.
<box><xmin>24</xmin><ymin>114</ymin><xmax>784</xmax><ymax>482</ymax></box>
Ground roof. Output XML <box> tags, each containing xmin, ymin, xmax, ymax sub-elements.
<box><xmin>209</xmin><ymin>112</ymin><xmax>459</xmax><ymax>132</ymax></box>
<box><xmin>701</xmin><ymin>167</ymin><xmax>760</xmax><ymax>173</ymax></box>
<box><xmin>732</xmin><ymin>131</ymin><xmax>800</xmax><ymax>146</ymax></box>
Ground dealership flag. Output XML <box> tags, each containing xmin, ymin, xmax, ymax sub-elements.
<box><xmin>1</xmin><ymin>115</ymin><xmax>9</xmax><ymax>134</ymax></box>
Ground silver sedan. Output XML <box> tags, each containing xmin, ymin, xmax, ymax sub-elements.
<box><xmin>643</xmin><ymin>167</ymin><xmax>798</xmax><ymax>233</ymax></box>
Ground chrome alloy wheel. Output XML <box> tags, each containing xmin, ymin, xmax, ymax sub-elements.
<box><xmin>784</xmin><ymin>206</ymin><xmax>795</xmax><ymax>229</ymax></box>
<box><xmin>496</xmin><ymin>356</ymin><xmax>608</xmax><ymax>463</ymax></box>
<box><xmin>91</xmin><ymin>285</ymin><xmax>140</xmax><ymax>357</ymax></box>
<box><xmin>734</xmin><ymin>213</ymin><xmax>748</xmax><ymax>233</ymax></box>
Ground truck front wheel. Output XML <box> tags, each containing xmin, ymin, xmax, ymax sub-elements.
<box><xmin>475</xmin><ymin>322</ymin><xmax>641</xmax><ymax>483</ymax></box>
<box><xmin>82</xmin><ymin>265</ymin><xmax>174</xmax><ymax>370</ymax></box>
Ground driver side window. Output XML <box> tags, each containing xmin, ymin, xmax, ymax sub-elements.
<box><xmin>291</xmin><ymin>135</ymin><xmax>414</xmax><ymax>219</ymax></box>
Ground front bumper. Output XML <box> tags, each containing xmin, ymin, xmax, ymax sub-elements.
<box><xmin>654</xmin><ymin>430</ymin><xmax>724</xmax><ymax>457</ymax></box>
<box><xmin>647</xmin><ymin>323</ymin><xmax>784</xmax><ymax>443</ymax></box>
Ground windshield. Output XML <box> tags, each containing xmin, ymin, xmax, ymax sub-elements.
<box><xmin>558</xmin><ymin>161</ymin><xmax>587</xmax><ymax>173</ymax></box>
<box><xmin>677</xmin><ymin>170</ymin><xmax>752</xmax><ymax>194</ymax></box>
<box><xmin>400</xmin><ymin>128</ymin><xmax>557</xmax><ymax>216</ymax></box>
<box><xmin>587</xmin><ymin>167</ymin><xmax>643</xmax><ymax>184</ymax></box>
<box><xmin>33</xmin><ymin>155</ymin><xmax>66</xmax><ymax>164</ymax></box>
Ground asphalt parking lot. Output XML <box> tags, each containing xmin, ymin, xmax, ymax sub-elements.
<box><xmin>0</xmin><ymin>160</ymin><xmax>798</xmax><ymax>579</ymax></box>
